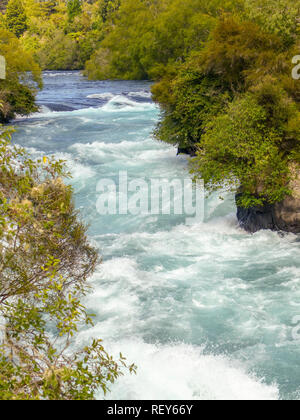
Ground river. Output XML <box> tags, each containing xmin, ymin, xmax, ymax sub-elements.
<box><xmin>12</xmin><ymin>71</ymin><xmax>300</xmax><ymax>400</ymax></box>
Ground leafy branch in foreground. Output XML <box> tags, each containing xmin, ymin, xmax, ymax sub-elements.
<box><xmin>0</xmin><ymin>126</ymin><xmax>136</xmax><ymax>400</ymax></box>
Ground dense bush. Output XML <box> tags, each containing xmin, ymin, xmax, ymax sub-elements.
<box><xmin>5</xmin><ymin>0</ymin><xmax>27</xmax><ymax>38</ymax></box>
<box><xmin>154</xmin><ymin>16</ymin><xmax>300</xmax><ymax>207</ymax></box>
<box><xmin>0</xmin><ymin>28</ymin><xmax>41</xmax><ymax>122</ymax></box>
<box><xmin>84</xmin><ymin>0</ymin><xmax>242</xmax><ymax>80</ymax></box>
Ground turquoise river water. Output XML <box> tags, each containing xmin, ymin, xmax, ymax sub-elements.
<box><xmin>12</xmin><ymin>71</ymin><xmax>300</xmax><ymax>400</ymax></box>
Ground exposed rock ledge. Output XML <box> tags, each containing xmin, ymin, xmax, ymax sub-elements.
<box><xmin>177</xmin><ymin>146</ymin><xmax>197</xmax><ymax>157</ymax></box>
<box><xmin>236</xmin><ymin>172</ymin><xmax>300</xmax><ymax>234</ymax></box>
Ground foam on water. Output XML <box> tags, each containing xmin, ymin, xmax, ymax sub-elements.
<box><xmin>101</xmin><ymin>95</ymin><xmax>157</xmax><ymax>113</ymax></box>
<box><xmin>105</xmin><ymin>340</ymin><xmax>279</xmax><ymax>400</ymax></box>
<box><xmin>76</xmin><ymin>218</ymin><xmax>300</xmax><ymax>400</ymax></box>
<box><xmin>45</xmin><ymin>71</ymin><xmax>75</xmax><ymax>77</ymax></box>
<box><xmin>18</xmin><ymin>96</ymin><xmax>157</xmax><ymax>121</ymax></box>
<box><xmin>11</xmin><ymin>73</ymin><xmax>300</xmax><ymax>400</ymax></box>
<box><xmin>87</xmin><ymin>93</ymin><xmax>115</xmax><ymax>100</ymax></box>
<box><xmin>128</xmin><ymin>91</ymin><xmax>152</xmax><ymax>99</ymax></box>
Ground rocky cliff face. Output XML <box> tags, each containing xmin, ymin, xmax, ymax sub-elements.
<box><xmin>236</xmin><ymin>197</ymin><xmax>276</xmax><ymax>233</ymax></box>
<box><xmin>237</xmin><ymin>171</ymin><xmax>300</xmax><ymax>234</ymax></box>
<box><xmin>273</xmin><ymin>196</ymin><xmax>300</xmax><ymax>233</ymax></box>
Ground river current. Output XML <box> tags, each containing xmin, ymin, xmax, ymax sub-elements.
<box><xmin>12</xmin><ymin>71</ymin><xmax>300</xmax><ymax>400</ymax></box>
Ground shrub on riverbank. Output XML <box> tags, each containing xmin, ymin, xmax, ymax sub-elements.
<box><xmin>0</xmin><ymin>28</ymin><xmax>41</xmax><ymax>122</ymax></box>
<box><xmin>0</xmin><ymin>127</ymin><xmax>136</xmax><ymax>399</ymax></box>
<box><xmin>154</xmin><ymin>17</ymin><xmax>300</xmax><ymax>207</ymax></box>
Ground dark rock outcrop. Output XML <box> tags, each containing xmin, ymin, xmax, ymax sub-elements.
<box><xmin>273</xmin><ymin>196</ymin><xmax>300</xmax><ymax>233</ymax></box>
<box><xmin>177</xmin><ymin>146</ymin><xmax>197</xmax><ymax>157</ymax></box>
<box><xmin>43</xmin><ymin>103</ymin><xmax>76</xmax><ymax>112</ymax></box>
<box><xmin>236</xmin><ymin>189</ymin><xmax>300</xmax><ymax>234</ymax></box>
<box><xmin>236</xmin><ymin>194</ymin><xmax>277</xmax><ymax>233</ymax></box>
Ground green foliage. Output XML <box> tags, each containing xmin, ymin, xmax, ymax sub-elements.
<box><xmin>36</xmin><ymin>30</ymin><xmax>100</xmax><ymax>71</ymax></box>
<box><xmin>243</xmin><ymin>0</ymin><xmax>300</xmax><ymax>47</ymax></box>
<box><xmin>67</xmin><ymin>0</ymin><xmax>82</xmax><ymax>22</ymax></box>
<box><xmin>84</xmin><ymin>0</ymin><xmax>243</xmax><ymax>80</ymax></box>
<box><xmin>17</xmin><ymin>0</ymin><xmax>103</xmax><ymax>70</ymax></box>
<box><xmin>0</xmin><ymin>29</ymin><xmax>42</xmax><ymax>122</ymax></box>
<box><xmin>99</xmin><ymin>0</ymin><xmax>120</xmax><ymax>23</ymax></box>
<box><xmin>154</xmin><ymin>17</ymin><xmax>289</xmax><ymax>146</ymax></box>
<box><xmin>153</xmin><ymin>66</ymin><xmax>231</xmax><ymax>150</ymax></box>
<box><xmin>0</xmin><ymin>128</ymin><xmax>136</xmax><ymax>399</ymax></box>
<box><xmin>191</xmin><ymin>94</ymin><xmax>292</xmax><ymax>207</ymax></box>
<box><xmin>5</xmin><ymin>0</ymin><xmax>27</xmax><ymax>37</ymax></box>
<box><xmin>154</xmin><ymin>16</ymin><xmax>300</xmax><ymax>207</ymax></box>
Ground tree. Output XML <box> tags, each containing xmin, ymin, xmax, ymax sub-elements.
<box><xmin>0</xmin><ymin>29</ymin><xmax>42</xmax><ymax>122</ymax></box>
<box><xmin>0</xmin><ymin>127</ymin><xmax>136</xmax><ymax>399</ymax></box>
<box><xmin>155</xmin><ymin>17</ymin><xmax>300</xmax><ymax>208</ymax></box>
<box><xmin>5</xmin><ymin>0</ymin><xmax>28</xmax><ymax>37</ymax></box>
<box><xmin>190</xmin><ymin>93</ymin><xmax>293</xmax><ymax>207</ymax></box>
<box><xmin>243</xmin><ymin>0</ymin><xmax>300</xmax><ymax>47</ymax></box>
<box><xmin>99</xmin><ymin>0</ymin><xmax>120</xmax><ymax>23</ymax></box>
<box><xmin>84</xmin><ymin>0</ymin><xmax>243</xmax><ymax>80</ymax></box>
<box><xmin>67</xmin><ymin>0</ymin><xmax>82</xmax><ymax>21</ymax></box>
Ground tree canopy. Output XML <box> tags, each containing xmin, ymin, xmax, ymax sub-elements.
<box><xmin>5</xmin><ymin>0</ymin><xmax>27</xmax><ymax>38</ymax></box>
<box><xmin>0</xmin><ymin>28</ymin><xmax>41</xmax><ymax>122</ymax></box>
<box><xmin>152</xmin><ymin>12</ymin><xmax>300</xmax><ymax>207</ymax></box>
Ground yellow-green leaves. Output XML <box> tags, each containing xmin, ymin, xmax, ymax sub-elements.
<box><xmin>0</xmin><ymin>28</ymin><xmax>42</xmax><ymax>122</ymax></box>
<box><xmin>155</xmin><ymin>14</ymin><xmax>299</xmax><ymax>208</ymax></box>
